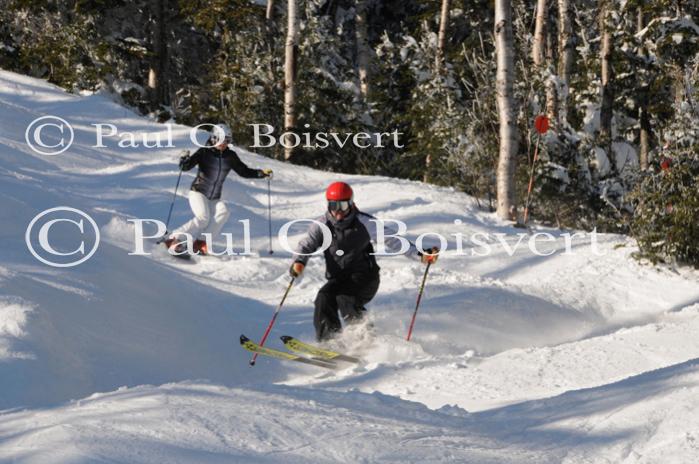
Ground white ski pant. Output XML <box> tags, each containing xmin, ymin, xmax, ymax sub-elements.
<box><xmin>172</xmin><ymin>191</ymin><xmax>230</xmax><ymax>241</ymax></box>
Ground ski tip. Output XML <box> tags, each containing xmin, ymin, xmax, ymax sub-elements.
<box><xmin>280</xmin><ymin>335</ymin><xmax>293</xmax><ymax>343</ymax></box>
<box><xmin>240</xmin><ymin>334</ymin><xmax>250</xmax><ymax>344</ymax></box>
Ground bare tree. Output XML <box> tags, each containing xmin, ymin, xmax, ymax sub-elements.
<box><xmin>356</xmin><ymin>0</ymin><xmax>371</xmax><ymax>99</ymax></box>
<box><xmin>599</xmin><ymin>0</ymin><xmax>614</xmax><ymax>145</ymax></box>
<box><xmin>557</xmin><ymin>0</ymin><xmax>573</xmax><ymax>126</ymax></box>
<box><xmin>495</xmin><ymin>0</ymin><xmax>519</xmax><ymax>220</ymax></box>
<box><xmin>284</xmin><ymin>0</ymin><xmax>299</xmax><ymax>160</ymax></box>
<box><xmin>435</xmin><ymin>0</ymin><xmax>451</xmax><ymax>69</ymax></box>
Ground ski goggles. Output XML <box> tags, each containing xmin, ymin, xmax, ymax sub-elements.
<box><xmin>328</xmin><ymin>199</ymin><xmax>353</xmax><ymax>212</ymax></box>
<box><xmin>212</xmin><ymin>135</ymin><xmax>232</xmax><ymax>145</ymax></box>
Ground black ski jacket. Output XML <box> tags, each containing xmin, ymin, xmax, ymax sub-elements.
<box><xmin>181</xmin><ymin>146</ymin><xmax>265</xmax><ymax>200</ymax></box>
<box><xmin>294</xmin><ymin>208</ymin><xmax>420</xmax><ymax>279</ymax></box>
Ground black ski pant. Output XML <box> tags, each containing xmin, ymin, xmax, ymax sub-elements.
<box><xmin>314</xmin><ymin>272</ymin><xmax>380</xmax><ymax>342</ymax></box>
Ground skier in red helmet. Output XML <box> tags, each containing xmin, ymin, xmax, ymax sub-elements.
<box><xmin>290</xmin><ymin>181</ymin><xmax>438</xmax><ymax>341</ymax></box>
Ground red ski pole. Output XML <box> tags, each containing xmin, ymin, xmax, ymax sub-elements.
<box><xmin>250</xmin><ymin>277</ymin><xmax>295</xmax><ymax>366</ymax></box>
<box><xmin>406</xmin><ymin>262</ymin><xmax>432</xmax><ymax>341</ymax></box>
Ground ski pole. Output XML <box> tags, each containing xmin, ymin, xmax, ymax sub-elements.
<box><xmin>250</xmin><ymin>277</ymin><xmax>295</xmax><ymax>366</ymax></box>
<box><xmin>267</xmin><ymin>176</ymin><xmax>274</xmax><ymax>254</ymax></box>
<box><xmin>157</xmin><ymin>167</ymin><xmax>184</xmax><ymax>244</ymax></box>
<box><xmin>406</xmin><ymin>262</ymin><xmax>432</xmax><ymax>341</ymax></box>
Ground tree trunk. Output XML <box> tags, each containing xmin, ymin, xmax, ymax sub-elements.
<box><xmin>557</xmin><ymin>0</ymin><xmax>573</xmax><ymax>126</ymax></box>
<box><xmin>545</xmin><ymin>7</ymin><xmax>558</xmax><ymax>124</ymax></box>
<box><xmin>356</xmin><ymin>0</ymin><xmax>370</xmax><ymax>99</ymax></box>
<box><xmin>424</xmin><ymin>0</ymin><xmax>452</xmax><ymax>183</ymax></box>
<box><xmin>599</xmin><ymin>0</ymin><xmax>614</xmax><ymax>146</ymax></box>
<box><xmin>495</xmin><ymin>0</ymin><xmax>519</xmax><ymax>221</ymax></box>
<box><xmin>284</xmin><ymin>0</ymin><xmax>299</xmax><ymax>160</ymax></box>
<box><xmin>637</xmin><ymin>7</ymin><xmax>650</xmax><ymax>170</ymax></box>
<box><xmin>148</xmin><ymin>0</ymin><xmax>168</xmax><ymax>107</ymax></box>
<box><xmin>533</xmin><ymin>0</ymin><xmax>557</xmax><ymax>126</ymax></box>
<box><xmin>266</xmin><ymin>0</ymin><xmax>275</xmax><ymax>21</ymax></box>
<box><xmin>265</xmin><ymin>0</ymin><xmax>277</xmax><ymax>87</ymax></box>
<box><xmin>435</xmin><ymin>0</ymin><xmax>451</xmax><ymax>69</ymax></box>
<box><xmin>532</xmin><ymin>0</ymin><xmax>547</xmax><ymax>66</ymax></box>
<box><xmin>148</xmin><ymin>68</ymin><xmax>157</xmax><ymax>98</ymax></box>
<box><xmin>639</xmin><ymin>107</ymin><xmax>650</xmax><ymax>169</ymax></box>
<box><xmin>674</xmin><ymin>67</ymin><xmax>685</xmax><ymax>105</ymax></box>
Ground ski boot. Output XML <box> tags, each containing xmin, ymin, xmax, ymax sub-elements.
<box><xmin>193</xmin><ymin>239</ymin><xmax>208</xmax><ymax>256</ymax></box>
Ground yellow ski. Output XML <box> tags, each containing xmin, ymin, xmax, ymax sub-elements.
<box><xmin>240</xmin><ymin>335</ymin><xmax>338</xmax><ymax>369</ymax></box>
<box><xmin>280</xmin><ymin>336</ymin><xmax>361</xmax><ymax>364</ymax></box>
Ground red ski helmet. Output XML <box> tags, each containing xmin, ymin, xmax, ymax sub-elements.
<box><xmin>325</xmin><ymin>182</ymin><xmax>353</xmax><ymax>201</ymax></box>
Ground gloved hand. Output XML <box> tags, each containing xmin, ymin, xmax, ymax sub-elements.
<box><xmin>420</xmin><ymin>246</ymin><xmax>440</xmax><ymax>265</ymax></box>
<box><xmin>178</xmin><ymin>150</ymin><xmax>191</xmax><ymax>169</ymax></box>
<box><xmin>261</xmin><ymin>168</ymin><xmax>273</xmax><ymax>178</ymax></box>
<box><xmin>289</xmin><ymin>262</ymin><xmax>305</xmax><ymax>278</ymax></box>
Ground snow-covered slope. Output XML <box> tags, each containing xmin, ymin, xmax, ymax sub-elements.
<box><xmin>1</xmin><ymin>68</ymin><xmax>699</xmax><ymax>462</ymax></box>
<box><xmin>3</xmin><ymin>359</ymin><xmax>699</xmax><ymax>463</ymax></box>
